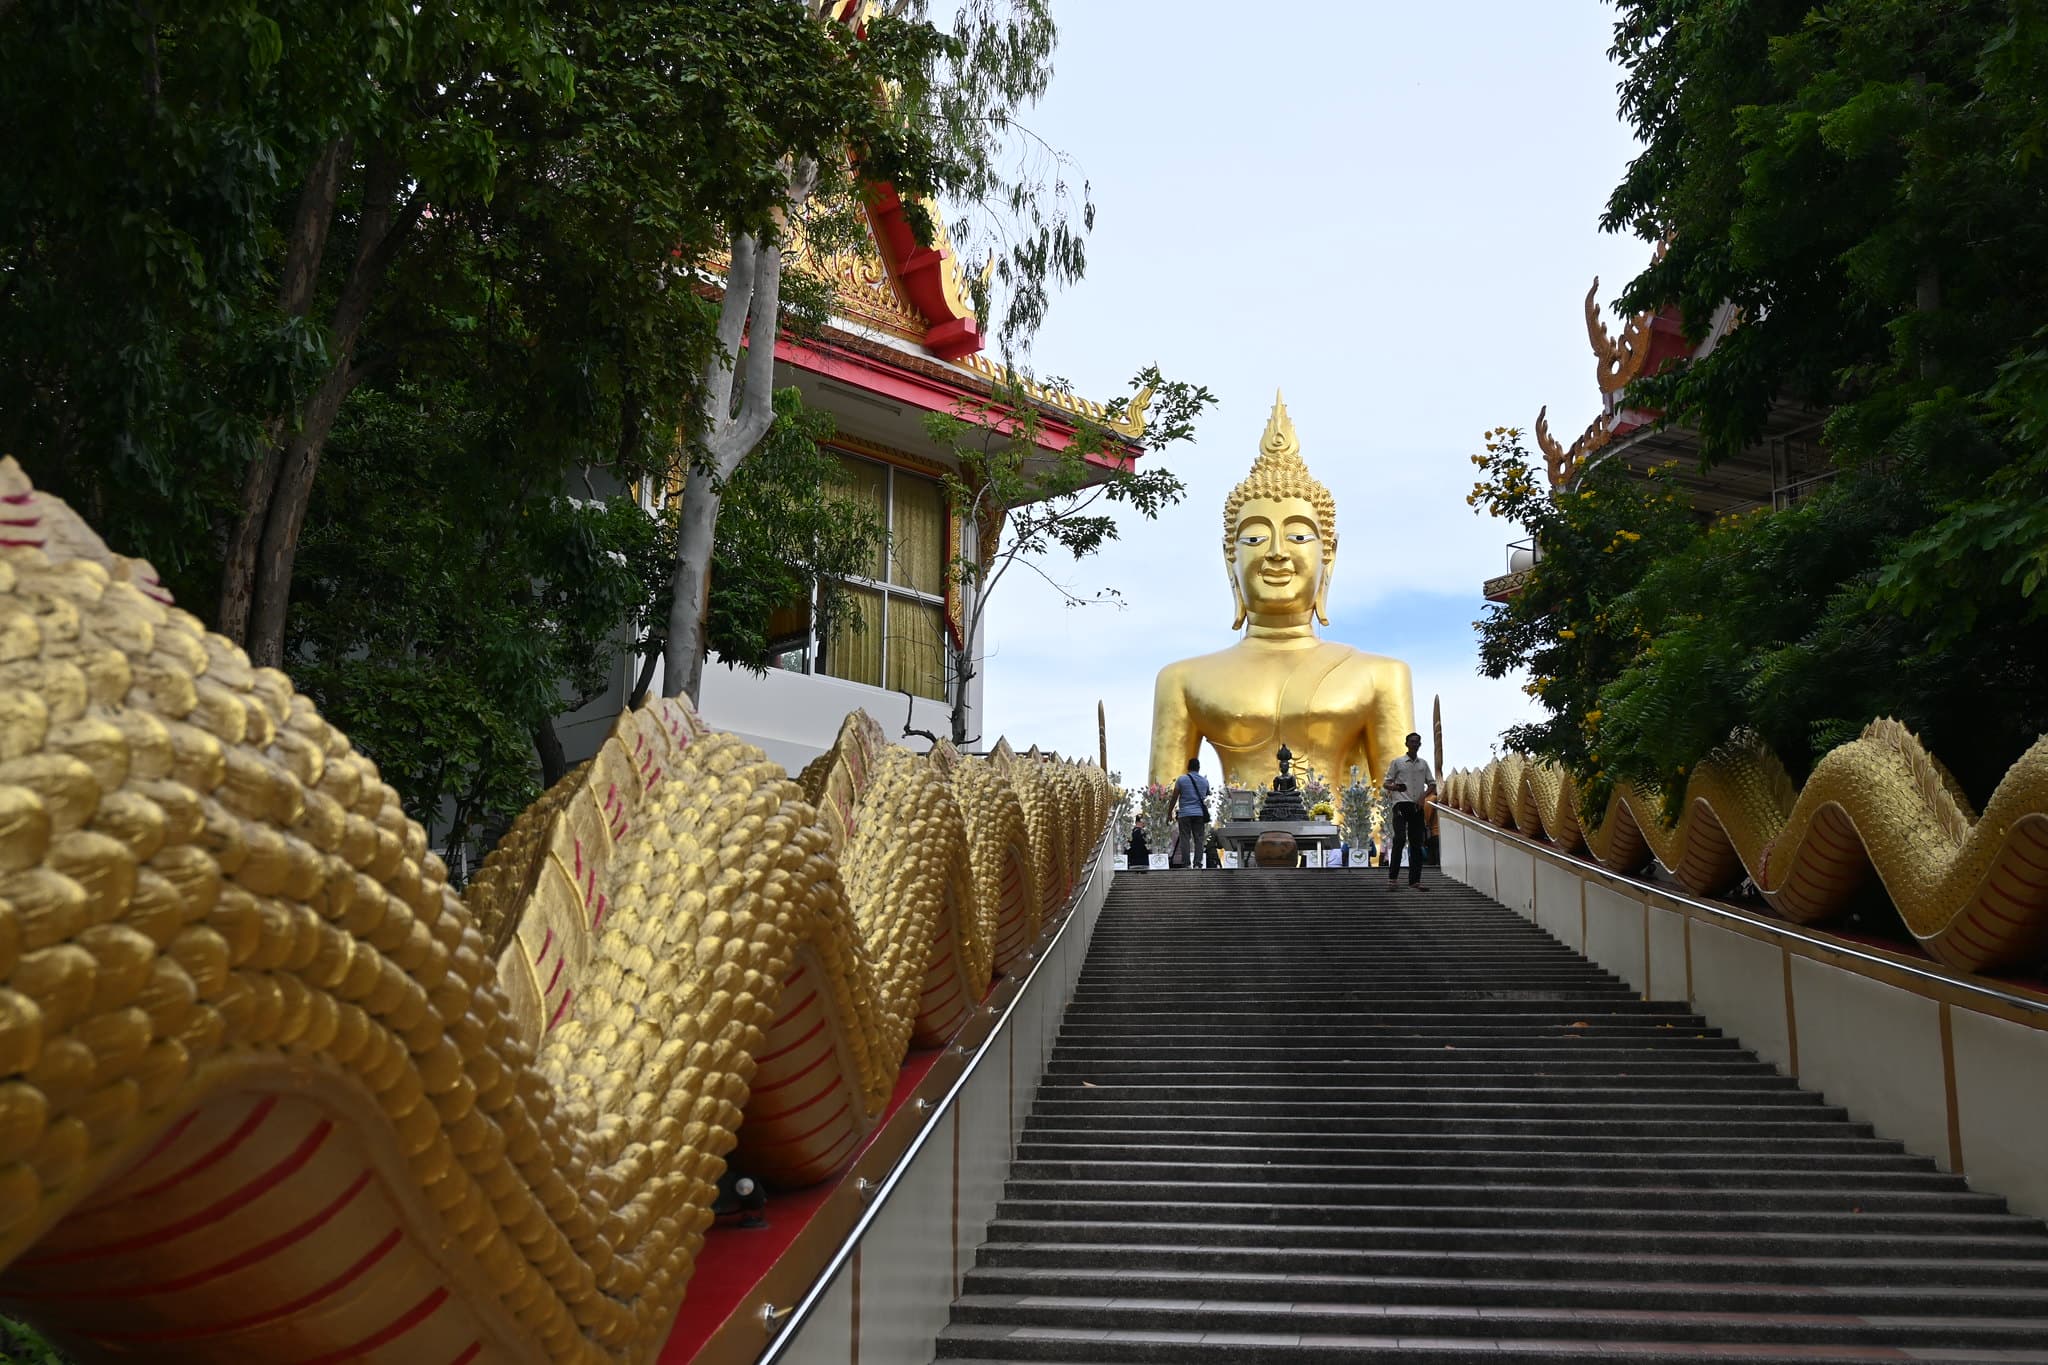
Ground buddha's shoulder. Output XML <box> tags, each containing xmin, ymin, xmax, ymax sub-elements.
<box><xmin>1153</xmin><ymin>645</ymin><xmax>1255</xmax><ymax>687</ymax></box>
<box><xmin>1315</xmin><ymin>641</ymin><xmax>1412</xmax><ymax>675</ymax></box>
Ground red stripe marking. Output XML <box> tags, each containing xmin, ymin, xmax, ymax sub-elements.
<box><xmin>920</xmin><ymin>951</ymin><xmax>955</xmax><ymax>992</ymax></box>
<box><xmin>86</xmin><ymin>1107</ymin><xmax>202</xmax><ymax>1209</ymax></box>
<box><xmin>293</xmin><ymin>1286</ymin><xmax>450</xmax><ymax>1365</ymax></box>
<box><xmin>757</xmin><ymin>1010</ymin><xmax>825</xmax><ymax>1065</ymax></box>
<box><xmin>751</xmin><ymin>1072</ymin><xmax>843</xmax><ymax>1123</ymax></box>
<box><xmin>2</xmin><ymin>492</ymin><xmax>32</xmax><ymax>504</ymax></box>
<box><xmin>573</xmin><ymin>837</ymin><xmax>584</xmax><ymax>882</ymax></box>
<box><xmin>22</xmin><ymin>1170</ymin><xmax>374</xmax><ymax>1302</ymax></box>
<box><xmin>751</xmin><ymin>1039</ymin><xmax>835</xmax><ymax>1098</ymax></box>
<box><xmin>535</xmin><ymin>926</ymin><xmax>556</xmax><ymax>968</ymax></box>
<box><xmin>49</xmin><ymin>1098</ymin><xmax>280</xmax><ymax>1238</ymax></box>
<box><xmin>0</xmin><ymin>538</ymin><xmax>45</xmax><ymax>548</ymax></box>
<box><xmin>449</xmin><ymin>1344</ymin><xmax>483</xmax><ymax>1365</ymax></box>
<box><xmin>1947</xmin><ymin>917</ymin><xmax>1996</xmax><ymax>955</ymax></box>
<box><xmin>1975</xmin><ymin>884</ymin><xmax>2029</xmax><ymax>925</ymax></box>
<box><xmin>1994</xmin><ymin>854</ymin><xmax>2048</xmax><ymax>892</ymax></box>
<box><xmin>782</xmin><ymin>965</ymin><xmax>808</xmax><ymax>991</ymax></box>
<box><xmin>921</xmin><ymin>980</ymin><xmax>963</xmax><ymax>1018</ymax></box>
<box><xmin>34</xmin><ymin>1118</ymin><xmax>330</xmax><ymax>1267</ymax></box>
<box><xmin>544</xmin><ymin>954</ymin><xmax>566</xmax><ymax>998</ymax></box>
<box><xmin>753</xmin><ymin>1101</ymin><xmax>851</xmax><ymax>1150</ymax></box>
<box><xmin>547</xmin><ymin>987</ymin><xmax>575</xmax><ymax>1032</ymax></box>
<box><xmin>2009</xmin><ymin>834</ymin><xmax>2048</xmax><ymax>874</ymax></box>
<box><xmin>592</xmin><ymin>892</ymin><xmax>609</xmax><ymax>931</ymax></box>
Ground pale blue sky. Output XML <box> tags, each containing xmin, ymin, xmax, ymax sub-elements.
<box><xmin>975</xmin><ymin>1</ymin><xmax>1651</xmax><ymax>785</ymax></box>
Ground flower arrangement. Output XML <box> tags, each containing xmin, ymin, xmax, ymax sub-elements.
<box><xmin>1309</xmin><ymin>800</ymin><xmax>1335</xmax><ymax>821</ymax></box>
<box><xmin>1339</xmin><ymin>779</ymin><xmax>1390</xmax><ymax>848</ymax></box>
<box><xmin>1139</xmin><ymin>783</ymin><xmax>1179</xmax><ymax>841</ymax></box>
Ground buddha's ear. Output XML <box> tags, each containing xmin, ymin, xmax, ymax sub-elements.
<box><xmin>1315</xmin><ymin>547</ymin><xmax>1336</xmax><ymax>627</ymax></box>
<box><xmin>1228</xmin><ymin>563</ymin><xmax>1247</xmax><ymax>630</ymax></box>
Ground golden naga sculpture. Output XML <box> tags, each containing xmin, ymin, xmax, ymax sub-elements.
<box><xmin>1444</xmin><ymin>721</ymin><xmax>2048</xmax><ymax>972</ymax></box>
<box><xmin>1149</xmin><ymin>393</ymin><xmax>1416</xmax><ymax>789</ymax></box>
<box><xmin>0</xmin><ymin>459</ymin><xmax>1110</xmax><ymax>1363</ymax></box>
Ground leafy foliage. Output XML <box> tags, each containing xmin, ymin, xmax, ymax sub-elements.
<box><xmin>1476</xmin><ymin>0</ymin><xmax>2048</xmax><ymax>812</ymax></box>
<box><xmin>0</xmin><ymin>1314</ymin><xmax>70</xmax><ymax>1363</ymax></box>
<box><xmin>288</xmin><ymin>382</ymin><xmax>655</xmax><ymax>857</ymax></box>
<box><xmin>0</xmin><ymin>0</ymin><xmax>1103</xmax><ymax>849</ymax></box>
<box><xmin>1471</xmin><ymin>430</ymin><xmax>1696</xmax><ymax>818</ymax></box>
<box><xmin>703</xmin><ymin>394</ymin><xmax>887</xmax><ymax>674</ymax></box>
<box><xmin>923</xmin><ymin>365</ymin><xmax>1216</xmax><ymax>744</ymax></box>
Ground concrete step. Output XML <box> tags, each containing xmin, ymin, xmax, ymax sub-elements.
<box><xmin>923</xmin><ymin>869</ymin><xmax>2048</xmax><ymax>1364</ymax></box>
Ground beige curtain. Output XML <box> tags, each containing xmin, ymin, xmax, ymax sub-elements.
<box><xmin>887</xmin><ymin>597</ymin><xmax>948</xmax><ymax>701</ymax></box>
<box><xmin>833</xmin><ymin>453</ymin><xmax>887</xmax><ymax>581</ymax></box>
<box><xmin>889</xmin><ymin>472</ymin><xmax>946</xmax><ymax>595</ymax></box>
<box><xmin>823</xmin><ymin>585</ymin><xmax>883</xmax><ymax>688</ymax></box>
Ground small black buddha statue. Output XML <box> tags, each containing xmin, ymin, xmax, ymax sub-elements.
<box><xmin>1257</xmin><ymin>743</ymin><xmax>1310</xmax><ymax>822</ymax></box>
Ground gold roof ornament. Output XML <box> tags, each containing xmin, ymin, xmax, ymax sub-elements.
<box><xmin>1586</xmin><ymin>276</ymin><xmax>1655</xmax><ymax>395</ymax></box>
<box><xmin>1222</xmin><ymin>389</ymin><xmax>1338</xmax><ymax>556</ymax></box>
<box><xmin>1535</xmin><ymin>404</ymin><xmax>1617</xmax><ymax>490</ymax></box>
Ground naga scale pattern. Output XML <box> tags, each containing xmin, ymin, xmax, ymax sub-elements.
<box><xmin>0</xmin><ymin>460</ymin><xmax>1111</xmax><ymax>1364</ymax></box>
<box><xmin>1444</xmin><ymin>721</ymin><xmax>2048</xmax><ymax>972</ymax></box>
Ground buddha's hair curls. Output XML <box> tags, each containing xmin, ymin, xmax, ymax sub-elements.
<box><xmin>1222</xmin><ymin>393</ymin><xmax>1337</xmax><ymax>557</ymax></box>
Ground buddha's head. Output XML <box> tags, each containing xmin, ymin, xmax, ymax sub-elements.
<box><xmin>1222</xmin><ymin>393</ymin><xmax>1337</xmax><ymax>629</ymax></box>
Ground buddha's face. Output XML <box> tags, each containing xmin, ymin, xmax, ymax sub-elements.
<box><xmin>1230</xmin><ymin>496</ymin><xmax>1330</xmax><ymax>621</ymax></box>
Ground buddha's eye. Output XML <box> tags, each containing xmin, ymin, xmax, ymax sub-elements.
<box><xmin>1286</xmin><ymin>531</ymin><xmax>1317</xmax><ymax>544</ymax></box>
<box><xmin>1237</xmin><ymin>534</ymin><xmax>1267</xmax><ymax>547</ymax></box>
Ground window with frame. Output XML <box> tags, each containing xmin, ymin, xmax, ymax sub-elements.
<box><xmin>815</xmin><ymin>451</ymin><xmax>950</xmax><ymax>702</ymax></box>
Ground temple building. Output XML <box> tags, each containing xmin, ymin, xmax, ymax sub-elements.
<box><xmin>1486</xmin><ymin>262</ymin><xmax>1828</xmax><ymax>602</ymax></box>
<box><xmin>553</xmin><ymin>186</ymin><xmax>1145</xmax><ymax>777</ymax></box>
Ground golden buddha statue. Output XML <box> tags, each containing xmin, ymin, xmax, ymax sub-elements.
<box><xmin>1149</xmin><ymin>393</ymin><xmax>1416</xmax><ymax>791</ymax></box>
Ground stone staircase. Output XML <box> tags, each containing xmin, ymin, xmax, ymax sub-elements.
<box><xmin>932</xmin><ymin>867</ymin><xmax>2048</xmax><ymax>1363</ymax></box>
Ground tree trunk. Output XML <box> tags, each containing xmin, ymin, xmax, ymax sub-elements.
<box><xmin>533</xmin><ymin>715</ymin><xmax>568</xmax><ymax>789</ymax></box>
<box><xmin>240</xmin><ymin>149</ymin><xmax>424</xmax><ymax>668</ymax></box>
<box><xmin>627</xmin><ymin>645</ymin><xmax>662</xmax><ymax>711</ymax></box>
<box><xmin>950</xmin><ymin>645</ymin><xmax>974</xmax><ymax>746</ymax></box>
<box><xmin>663</xmin><ymin>467</ymin><xmax>722</xmax><ymax>704</ymax></box>
<box><xmin>661</xmin><ymin>196</ymin><xmax>798</xmax><ymax>701</ymax></box>
<box><xmin>220</xmin><ymin>135</ymin><xmax>351</xmax><ymax>642</ymax></box>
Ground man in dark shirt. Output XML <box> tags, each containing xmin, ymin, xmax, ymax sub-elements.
<box><xmin>1174</xmin><ymin>757</ymin><xmax>1212</xmax><ymax>871</ymax></box>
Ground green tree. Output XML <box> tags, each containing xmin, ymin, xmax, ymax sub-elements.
<box><xmin>288</xmin><ymin>381</ymin><xmax>656</xmax><ymax>859</ymax></box>
<box><xmin>1477</xmin><ymin>0</ymin><xmax>2048</xmax><ymax>805</ymax></box>
<box><xmin>665</xmin><ymin>0</ymin><xmax>1100</xmax><ymax>702</ymax></box>
<box><xmin>923</xmin><ymin>367</ymin><xmax>1215</xmax><ymax>747</ymax></box>
<box><xmin>1470</xmin><ymin>430</ymin><xmax>1696</xmax><ymax>819</ymax></box>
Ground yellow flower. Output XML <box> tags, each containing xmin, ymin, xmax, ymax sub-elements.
<box><xmin>1559</xmin><ymin>628</ymin><xmax>1577</xmax><ymax>639</ymax></box>
<box><xmin>1618</xmin><ymin>530</ymin><xmax>1641</xmax><ymax>542</ymax></box>
<box><xmin>1585</xmin><ymin>709</ymin><xmax>1602</xmax><ymax>724</ymax></box>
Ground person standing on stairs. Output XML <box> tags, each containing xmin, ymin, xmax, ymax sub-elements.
<box><xmin>1382</xmin><ymin>731</ymin><xmax>1436</xmax><ymax>890</ymax></box>
<box><xmin>1173</xmin><ymin>756</ymin><xmax>1212</xmax><ymax>870</ymax></box>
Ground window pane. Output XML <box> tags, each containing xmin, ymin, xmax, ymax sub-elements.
<box><xmin>887</xmin><ymin>596</ymin><xmax>948</xmax><ymax>701</ymax></box>
<box><xmin>889</xmin><ymin>470</ymin><xmax>946</xmax><ymax>595</ymax></box>
<box><xmin>821</xmin><ymin>584</ymin><xmax>883</xmax><ymax>688</ymax></box>
<box><xmin>832</xmin><ymin>453</ymin><xmax>887</xmax><ymax>581</ymax></box>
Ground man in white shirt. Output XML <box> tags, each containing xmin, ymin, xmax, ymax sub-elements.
<box><xmin>1382</xmin><ymin>732</ymin><xmax>1436</xmax><ymax>890</ymax></box>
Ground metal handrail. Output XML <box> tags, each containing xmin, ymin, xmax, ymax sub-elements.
<box><xmin>1440</xmin><ymin>806</ymin><xmax>2048</xmax><ymax>1020</ymax></box>
<box><xmin>754</xmin><ymin>826</ymin><xmax>1114</xmax><ymax>1362</ymax></box>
